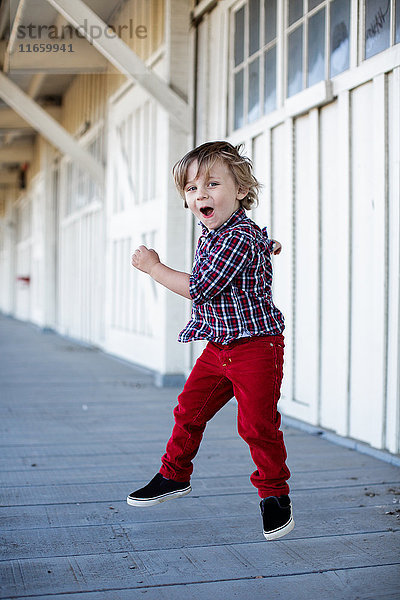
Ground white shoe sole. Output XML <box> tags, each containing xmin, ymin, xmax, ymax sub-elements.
<box><xmin>126</xmin><ymin>485</ymin><xmax>192</xmax><ymax>507</ymax></box>
<box><xmin>263</xmin><ymin>516</ymin><xmax>294</xmax><ymax>540</ymax></box>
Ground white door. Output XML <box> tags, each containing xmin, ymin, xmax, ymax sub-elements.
<box><xmin>104</xmin><ymin>86</ymin><xmax>165</xmax><ymax>371</ymax></box>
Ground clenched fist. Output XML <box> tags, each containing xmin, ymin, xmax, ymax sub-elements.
<box><xmin>131</xmin><ymin>245</ymin><xmax>160</xmax><ymax>275</ymax></box>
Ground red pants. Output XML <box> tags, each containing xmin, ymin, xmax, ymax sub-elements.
<box><xmin>159</xmin><ymin>334</ymin><xmax>290</xmax><ymax>498</ymax></box>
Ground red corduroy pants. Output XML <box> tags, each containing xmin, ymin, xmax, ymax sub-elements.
<box><xmin>159</xmin><ymin>334</ymin><xmax>290</xmax><ymax>498</ymax></box>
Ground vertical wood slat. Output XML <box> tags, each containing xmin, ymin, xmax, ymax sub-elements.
<box><xmin>293</xmin><ymin>111</ymin><xmax>319</xmax><ymax>422</ymax></box>
<box><xmin>319</xmin><ymin>93</ymin><xmax>351</xmax><ymax>438</ymax></box>
<box><xmin>349</xmin><ymin>79</ymin><xmax>386</xmax><ymax>448</ymax></box>
<box><xmin>386</xmin><ymin>67</ymin><xmax>400</xmax><ymax>454</ymax></box>
<box><xmin>271</xmin><ymin>120</ymin><xmax>294</xmax><ymax>414</ymax></box>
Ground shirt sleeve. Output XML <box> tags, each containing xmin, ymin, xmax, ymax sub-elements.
<box><xmin>189</xmin><ymin>232</ymin><xmax>252</xmax><ymax>305</ymax></box>
<box><xmin>261</xmin><ymin>226</ymin><xmax>275</xmax><ymax>254</ymax></box>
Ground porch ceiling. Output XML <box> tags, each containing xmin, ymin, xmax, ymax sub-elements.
<box><xmin>0</xmin><ymin>0</ymin><xmax>127</xmax><ymax>184</ymax></box>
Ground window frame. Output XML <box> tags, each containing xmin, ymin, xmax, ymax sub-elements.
<box><xmin>360</xmin><ymin>0</ymin><xmax>399</xmax><ymax>61</ymax></box>
<box><xmin>229</xmin><ymin>0</ymin><xmax>279</xmax><ymax>132</ymax></box>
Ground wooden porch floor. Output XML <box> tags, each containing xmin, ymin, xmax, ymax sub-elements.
<box><xmin>1</xmin><ymin>314</ymin><xmax>399</xmax><ymax>599</ymax></box>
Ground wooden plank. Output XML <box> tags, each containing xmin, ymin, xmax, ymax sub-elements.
<box><xmin>1</xmin><ymin>505</ymin><xmax>400</xmax><ymax>561</ymax></box>
<box><xmin>0</xmin><ymin>171</ymin><xmax>18</xmax><ymax>185</ymax></box>
<box><xmin>0</xmin><ymin>441</ymin><xmax>386</xmax><ymax>471</ymax></box>
<box><xmin>0</xmin><ymin>106</ymin><xmax>61</xmax><ymax>129</ymax></box>
<box><xmin>0</xmin><ymin>534</ymin><xmax>399</xmax><ymax>597</ymax></box>
<box><xmin>1</xmin><ymin>565</ymin><xmax>399</xmax><ymax>599</ymax></box>
<box><xmin>0</xmin><ymin>490</ymin><xmax>399</xmax><ymax>532</ymax></box>
<box><xmin>0</xmin><ymin>144</ymin><xmax>34</xmax><ymax>163</ymax></box>
<box><xmin>1</xmin><ymin>459</ymin><xmax>398</xmax><ymax>487</ymax></box>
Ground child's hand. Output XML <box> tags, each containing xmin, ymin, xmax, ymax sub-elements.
<box><xmin>131</xmin><ymin>245</ymin><xmax>160</xmax><ymax>275</ymax></box>
<box><xmin>271</xmin><ymin>240</ymin><xmax>282</xmax><ymax>255</ymax></box>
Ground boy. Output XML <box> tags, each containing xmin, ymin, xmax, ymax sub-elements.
<box><xmin>128</xmin><ymin>141</ymin><xmax>293</xmax><ymax>541</ymax></box>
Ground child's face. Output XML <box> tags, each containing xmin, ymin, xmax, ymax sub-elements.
<box><xmin>184</xmin><ymin>159</ymin><xmax>248</xmax><ymax>231</ymax></box>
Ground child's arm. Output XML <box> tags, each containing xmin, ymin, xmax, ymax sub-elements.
<box><xmin>131</xmin><ymin>245</ymin><xmax>191</xmax><ymax>300</ymax></box>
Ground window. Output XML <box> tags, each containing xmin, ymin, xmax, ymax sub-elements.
<box><xmin>364</xmin><ymin>0</ymin><xmax>400</xmax><ymax>59</ymax></box>
<box><xmin>232</xmin><ymin>0</ymin><xmax>278</xmax><ymax>130</ymax></box>
<box><xmin>286</xmin><ymin>0</ymin><xmax>351</xmax><ymax>97</ymax></box>
<box><xmin>113</xmin><ymin>100</ymin><xmax>156</xmax><ymax>212</ymax></box>
<box><xmin>64</xmin><ymin>130</ymin><xmax>104</xmax><ymax>216</ymax></box>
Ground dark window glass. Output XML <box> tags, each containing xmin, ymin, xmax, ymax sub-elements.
<box><xmin>288</xmin><ymin>25</ymin><xmax>303</xmax><ymax>96</ymax></box>
<box><xmin>309</xmin><ymin>0</ymin><xmax>323</xmax><ymax>10</ymax></box>
<box><xmin>248</xmin><ymin>58</ymin><xmax>261</xmax><ymax>122</ymax></box>
<box><xmin>330</xmin><ymin>0</ymin><xmax>350</xmax><ymax>77</ymax></box>
<box><xmin>249</xmin><ymin>0</ymin><xmax>260</xmax><ymax>56</ymax></box>
<box><xmin>289</xmin><ymin>0</ymin><xmax>303</xmax><ymax>26</ymax></box>
<box><xmin>234</xmin><ymin>70</ymin><xmax>244</xmax><ymax>129</ymax></box>
<box><xmin>365</xmin><ymin>0</ymin><xmax>391</xmax><ymax>59</ymax></box>
<box><xmin>264</xmin><ymin>45</ymin><xmax>277</xmax><ymax>113</ymax></box>
<box><xmin>265</xmin><ymin>0</ymin><xmax>277</xmax><ymax>44</ymax></box>
<box><xmin>235</xmin><ymin>7</ymin><xmax>245</xmax><ymax>66</ymax></box>
<box><xmin>308</xmin><ymin>8</ymin><xmax>325</xmax><ymax>86</ymax></box>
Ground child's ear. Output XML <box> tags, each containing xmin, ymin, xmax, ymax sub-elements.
<box><xmin>237</xmin><ymin>187</ymin><xmax>249</xmax><ymax>200</ymax></box>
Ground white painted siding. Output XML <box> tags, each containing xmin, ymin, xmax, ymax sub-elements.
<box><xmin>196</xmin><ymin>2</ymin><xmax>400</xmax><ymax>454</ymax></box>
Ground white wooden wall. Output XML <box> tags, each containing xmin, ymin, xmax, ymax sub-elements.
<box><xmin>196</xmin><ymin>2</ymin><xmax>400</xmax><ymax>454</ymax></box>
<box><xmin>0</xmin><ymin>189</ymin><xmax>17</xmax><ymax>315</ymax></box>
<box><xmin>103</xmin><ymin>83</ymin><xmax>189</xmax><ymax>378</ymax></box>
<box><xmin>58</xmin><ymin>127</ymin><xmax>105</xmax><ymax>345</ymax></box>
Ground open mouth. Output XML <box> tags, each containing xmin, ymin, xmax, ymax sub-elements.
<box><xmin>200</xmin><ymin>206</ymin><xmax>214</xmax><ymax>218</ymax></box>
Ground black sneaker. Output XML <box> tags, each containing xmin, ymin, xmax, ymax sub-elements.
<box><xmin>260</xmin><ymin>495</ymin><xmax>294</xmax><ymax>540</ymax></box>
<box><xmin>127</xmin><ymin>473</ymin><xmax>192</xmax><ymax>507</ymax></box>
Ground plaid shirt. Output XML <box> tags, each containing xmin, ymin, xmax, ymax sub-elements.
<box><xmin>178</xmin><ymin>207</ymin><xmax>285</xmax><ymax>343</ymax></box>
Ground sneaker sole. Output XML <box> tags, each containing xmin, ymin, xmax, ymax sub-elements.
<box><xmin>126</xmin><ymin>485</ymin><xmax>192</xmax><ymax>507</ymax></box>
<box><xmin>263</xmin><ymin>516</ymin><xmax>294</xmax><ymax>540</ymax></box>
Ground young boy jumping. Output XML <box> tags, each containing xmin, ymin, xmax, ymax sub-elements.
<box><xmin>127</xmin><ymin>141</ymin><xmax>293</xmax><ymax>541</ymax></box>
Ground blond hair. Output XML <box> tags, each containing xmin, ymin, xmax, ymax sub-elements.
<box><xmin>173</xmin><ymin>141</ymin><xmax>260</xmax><ymax>210</ymax></box>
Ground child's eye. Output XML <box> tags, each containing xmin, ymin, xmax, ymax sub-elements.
<box><xmin>186</xmin><ymin>186</ymin><xmax>196</xmax><ymax>192</ymax></box>
<box><xmin>208</xmin><ymin>182</ymin><xmax>219</xmax><ymax>187</ymax></box>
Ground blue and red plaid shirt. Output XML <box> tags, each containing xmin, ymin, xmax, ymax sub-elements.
<box><xmin>178</xmin><ymin>207</ymin><xmax>285</xmax><ymax>343</ymax></box>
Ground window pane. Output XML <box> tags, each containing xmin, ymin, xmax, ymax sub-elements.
<box><xmin>235</xmin><ymin>7</ymin><xmax>245</xmax><ymax>66</ymax></box>
<box><xmin>330</xmin><ymin>0</ymin><xmax>350</xmax><ymax>77</ymax></box>
<box><xmin>264</xmin><ymin>45</ymin><xmax>277</xmax><ymax>113</ymax></box>
<box><xmin>249</xmin><ymin>0</ymin><xmax>260</xmax><ymax>56</ymax></box>
<box><xmin>248</xmin><ymin>58</ymin><xmax>260</xmax><ymax>123</ymax></box>
<box><xmin>308</xmin><ymin>0</ymin><xmax>323</xmax><ymax>10</ymax></box>
<box><xmin>396</xmin><ymin>0</ymin><xmax>400</xmax><ymax>44</ymax></box>
<box><xmin>365</xmin><ymin>0</ymin><xmax>391</xmax><ymax>59</ymax></box>
<box><xmin>287</xmin><ymin>25</ymin><xmax>303</xmax><ymax>97</ymax></box>
<box><xmin>265</xmin><ymin>0</ymin><xmax>277</xmax><ymax>44</ymax></box>
<box><xmin>289</xmin><ymin>0</ymin><xmax>303</xmax><ymax>25</ymax></box>
<box><xmin>234</xmin><ymin>69</ymin><xmax>244</xmax><ymax>129</ymax></box>
<box><xmin>308</xmin><ymin>7</ymin><xmax>325</xmax><ymax>87</ymax></box>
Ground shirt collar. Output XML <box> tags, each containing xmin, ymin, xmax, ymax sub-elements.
<box><xmin>199</xmin><ymin>207</ymin><xmax>246</xmax><ymax>236</ymax></box>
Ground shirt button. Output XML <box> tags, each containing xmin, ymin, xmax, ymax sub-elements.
<box><xmin>270</xmin><ymin>343</ymin><xmax>273</xmax><ymax>347</ymax></box>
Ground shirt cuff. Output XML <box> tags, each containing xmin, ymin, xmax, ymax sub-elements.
<box><xmin>189</xmin><ymin>274</ymin><xmax>205</xmax><ymax>305</ymax></box>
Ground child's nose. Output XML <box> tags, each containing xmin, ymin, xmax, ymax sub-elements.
<box><xmin>196</xmin><ymin>187</ymin><xmax>208</xmax><ymax>200</ymax></box>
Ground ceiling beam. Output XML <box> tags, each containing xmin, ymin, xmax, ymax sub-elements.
<box><xmin>0</xmin><ymin>143</ymin><xmax>34</xmax><ymax>163</ymax></box>
<box><xmin>0</xmin><ymin>73</ymin><xmax>104</xmax><ymax>185</ymax></box>
<box><xmin>45</xmin><ymin>0</ymin><xmax>192</xmax><ymax>133</ymax></box>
